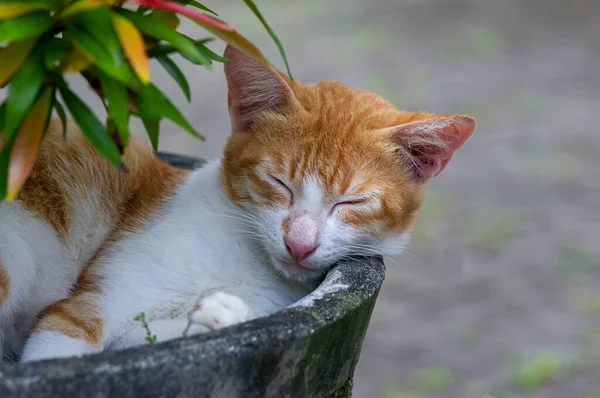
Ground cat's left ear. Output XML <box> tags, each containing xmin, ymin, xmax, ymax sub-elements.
<box><xmin>223</xmin><ymin>45</ymin><xmax>297</xmax><ymax>132</ymax></box>
<box><xmin>383</xmin><ymin>115</ymin><xmax>476</xmax><ymax>183</ymax></box>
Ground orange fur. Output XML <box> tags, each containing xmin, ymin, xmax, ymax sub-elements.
<box><xmin>26</xmin><ymin>120</ymin><xmax>187</xmax><ymax>345</ymax></box>
<box><xmin>221</xmin><ymin>78</ymin><xmax>471</xmax><ymax>238</ymax></box>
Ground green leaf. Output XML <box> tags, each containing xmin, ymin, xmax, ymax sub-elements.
<box><xmin>136</xmin><ymin>6</ymin><xmax>152</xmax><ymax>15</ymax></box>
<box><xmin>0</xmin><ymin>11</ymin><xmax>52</xmax><ymax>42</ymax></box>
<box><xmin>0</xmin><ymin>141</ymin><xmax>13</xmax><ymax>201</ymax></box>
<box><xmin>74</xmin><ymin>7</ymin><xmax>123</xmax><ymax>58</ymax></box>
<box><xmin>0</xmin><ymin>101</ymin><xmax>10</xmax><ymax>200</ymax></box>
<box><xmin>59</xmin><ymin>84</ymin><xmax>121</xmax><ymax>166</ymax></box>
<box><xmin>97</xmin><ymin>70</ymin><xmax>130</xmax><ymax>147</ymax></box>
<box><xmin>146</xmin><ymin>38</ymin><xmax>214</xmax><ymax>58</ymax></box>
<box><xmin>242</xmin><ymin>0</ymin><xmax>292</xmax><ymax>80</ymax></box>
<box><xmin>141</xmin><ymin>116</ymin><xmax>160</xmax><ymax>151</ymax></box>
<box><xmin>157</xmin><ymin>56</ymin><xmax>191</xmax><ymax>102</ymax></box>
<box><xmin>3</xmin><ymin>46</ymin><xmax>46</xmax><ymax>140</ymax></box>
<box><xmin>197</xmin><ymin>42</ymin><xmax>230</xmax><ymax>63</ymax></box>
<box><xmin>151</xmin><ymin>9</ymin><xmax>180</xmax><ymax>30</ymax></box>
<box><xmin>44</xmin><ymin>38</ymin><xmax>73</xmax><ymax>71</ymax></box>
<box><xmin>132</xmin><ymin>84</ymin><xmax>203</xmax><ymax>140</ymax></box>
<box><xmin>41</xmin><ymin>86</ymin><xmax>56</xmax><ymax>139</ymax></box>
<box><xmin>146</xmin><ymin>40</ymin><xmax>228</xmax><ymax>65</ymax></box>
<box><xmin>146</xmin><ymin>44</ymin><xmax>177</xmax><ymax>58</ymax></box>
<box><xmin>0</xmin><ymin>100</ymin><xmax>5</xmax><ymax>130</ymax></box>
<box><xmin>186</xmin><ymin>1</ymin><xmax>218</xmax><ymax>16</ymax></box>
<box><xmin>66</xmin><ymin>24</ymin><xmax>138</xmax><ymax>88</ymax></box>
<box><xmin>53</xmin><ymin>99</ymin><xmax>68</xmax><ymax>140</ymax></box>
<box><xmin>116</xmin><ymin>9</ymin><xmax>211</xmax><ymax>68</ymax></box>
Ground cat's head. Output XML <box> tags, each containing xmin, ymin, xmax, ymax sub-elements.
<box><xmin>220</xmin><ymin>45</ymin><xmax>475</xmax><ymax>282</ymax></box>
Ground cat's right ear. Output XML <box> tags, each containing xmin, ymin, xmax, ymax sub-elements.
<box><xmin>223</xmin><ymin>45</ymin><xmax>296</xmax><ymax>132</ymax></box>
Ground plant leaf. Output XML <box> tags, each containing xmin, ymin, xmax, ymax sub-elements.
<box><xmin>173</xmin><ymin>1</ymin><xmax>218</xmax><ymax>16</ymax></box>
<box><xmin>0</xmin><ymin>2</ymin><xmax>56</xmax><ymax>19</ymax></box>
<box><xmin>3</xmin><ymin>47</ymin><xmax>46</xmax><ymax>141</ymax></box>
<box><xmin>136</xmin><ymin>0</ymin><xmax>272</xmax><ymax>71</ymax></box>
<box><xmin>152</xmin><ymin>9</ymin><xmax>180</xmax><ymax>30</ymax></box>
<box><xmin>196</xmin><ymin>42</ymin><xmax>230</xmax><ymax>63</ymax></box>
<box><xmin>145</xmin><ymin>39</ymin><xmax>229</xmax><ymax>65</ymax></box>
<box><xmin>0</xmin><ymin>143</ymin><xmax>13</xmax><ymax>201</ymax></box>
<box><xmin>132</xmin><ymin>84</ymin><xmax>203</xmax><ymax>140</ymax></box>
<box><xmin>242</xmin><ymin>0</ymin><xmax>293</xmax><ymax>80</ymax></box>
<box><xmin>97</xmin><ymin>70</ymin><xmax>130</xmax><ymax>147</ymax></box>
<box><xmin>0</xmin><ymin>11</ymin><xmax>52</xmax><ymax>42</ymax></box>
<box><xmin>117</xmin><ymin>9</ymin><xmax>211</xmax><ymax>68</ymax></box>
<box><xmin>44</xmin><ymin>38</ymin><xmax>73</xmax><ymax>71</ymax></box>
<box><xmin>186</xmin><ymin>1</ymin><xmax>218</xmax><ymax>16</ymax></box>
<box><xmin>112</xmin><ymin>12</ymin><xmax>150</xmax><ymax>84</ymax></box>
<box><xmin>66</xmin><ymin>24</ymin><xmax>138</xmax><ymax>88</ymax></box>
<box><xmin>132</xmin><ymin>0</ymin><xmax>232</xmax><ymax>31</ymax></box>
<box><xmin>59</xmin><ymin>84</ymin><xmax>121</xmax><ymax>166</ymax></box>
<box><xmin>0</xmin><ymin>38</ymin><xmax>38</xmax><ymax>86</ymax></box>
<box><xmin>53</xmin><ymin>99</ymin><xmax>68</xmax><ymax>140</ymax></box>
<box><xmin>59</xmin><ymin>0</ymin><xmax>114</xmax><ymax>18</ymax></box>
<box><xmin>60</xmin><ymin>48</ymin><xmax>94</xmax><ymax>73</ymax></box>
<box><xmin>188</xmin><ymin>14</ymin><xmax>274</xmax><ymax>73</ymax></box>
<box><xmin>6</xmin><ymin>86</ymin><xmax>54</xmax><ymax>201</ymax></box>
<box><xmin>157</xmin><ymin>55</ymin><xmax>191</xmax><ymax>102</ymax></box>
<box><xmin>146</xmin><ymin>38</ymin><xmax>222</xmax><ymax>64</ymax></box>
<box><xmin>76</xmin><ymin>7</ymin><xmax>123</xmax><ymax>57</ymax></box>
<box><xmin>74</xmin><ymin>7</ymin><xmax>136</xmax><ymax>82</ymax></box>
<box><xmin>141</xmin><ymin>117</ymin><xmax>159</xmax><ymax>151</ymax></box>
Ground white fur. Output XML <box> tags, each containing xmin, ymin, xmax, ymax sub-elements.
<box><xmin>2</xmin><ymin>159</ymin><xmax>408</xmax><ymax>362</ymax></box>
<box><xmin>112</xmin><ymin>292</ymin><xmax>252</xmax><ymax>349</ymax></box>
<box><xmin>0</xmin><ymin>203</ymin><xmax>80</xmax><ymax>360</ymax></box>
<box><xmin>250</xmin><ymin>173</ymin><xmax>408</xmax><ymax>281</ymax></box>
<box><xmin>21</xmin><ymin>331</ymin><xmax>98</xmax><ymax>361</ymax></box>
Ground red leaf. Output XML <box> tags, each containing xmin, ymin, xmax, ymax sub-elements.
<box><xmin>132</xmin><ymin>0</ymin><xmax>234</xmax><ymax>31</ymax></box>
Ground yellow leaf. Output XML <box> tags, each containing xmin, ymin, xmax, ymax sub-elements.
<box><xmin>6</xmin><ymin>87</ymin><xmax>53</xmax><ymax>201</ymax></box>
<box><xmin>60</xmin><ymin>48</ymin><xmax>94</xmax><ymax>73</ymax></box>
<box><xmin>0</xmin><ymin>38</ymin><xmax>37</xmax><ymax>86</ymax></box>
<box><xmin>60</xmin><ymin>0</ymin><xmax>114</xmax><ymax>18</ymax></box>
<box><xmin>0</xmin><ymin>2</ymin><xmax>54</xmax><ymax>19</ymax></box>
<box><xmin>112</xmin><ymin>13</ymin><xmax>150</xmax><ymax>84</ymax></box>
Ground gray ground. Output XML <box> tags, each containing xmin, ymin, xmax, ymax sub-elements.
<box><xmin>7</xmin><ymin>0</ymin><xmax>600</xmax><ymax>396</ymax></box>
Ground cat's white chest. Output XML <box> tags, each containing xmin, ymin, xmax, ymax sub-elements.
<box><xmin>99</xmin><ymin>165</ymin><xmax>309</xmax><ymax>344</ymax></box>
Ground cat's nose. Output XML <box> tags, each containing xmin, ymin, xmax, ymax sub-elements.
<box><xmin>285</xmin><ymin>237</ymin><xmax>319</xmax><ymax>262</ymax></box>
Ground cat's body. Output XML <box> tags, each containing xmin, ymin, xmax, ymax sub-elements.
<box><xmin>0</xmin><ymin>126</ymin><xmax>307</xmax><ymax>361</ymax></box>
<box><xmin>0</xmin><ymin>45</ymin><xmax>475</xmax><ymax>362</ymax></box>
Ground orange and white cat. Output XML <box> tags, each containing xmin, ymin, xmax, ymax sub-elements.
<box><xmin>0</xmin><ymin>45</ymin><xmax>475</xmax><ymax>362</ymax></box>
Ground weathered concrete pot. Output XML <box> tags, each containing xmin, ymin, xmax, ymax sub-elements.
<box><xmin>0</xmin><ymin>153</ymin><xmax>385</xmax><ymax>398</ymax></box>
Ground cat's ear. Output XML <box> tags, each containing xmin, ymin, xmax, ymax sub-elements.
<box><xmin>383</xmin><ymin>115</ymin><xmax>476</xmax><ymax>183</ymax></box>
<box><xmin>223</xmin><ymin>45</ymin><xmax>296</xmax><ymax>132</ymax></box>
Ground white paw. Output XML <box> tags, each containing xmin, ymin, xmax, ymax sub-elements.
<box><xmin>183</xmin><ymin>292</ymin><xmax>253</xmax><ymax>337</ymax></box>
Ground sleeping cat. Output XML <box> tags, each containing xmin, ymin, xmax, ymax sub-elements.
<box><xmin>0</xmin><ymin>44</ymin><xmax>475</xmax><ymax>362</ymax></box>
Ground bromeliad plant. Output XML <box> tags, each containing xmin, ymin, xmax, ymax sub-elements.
<box><xmin>0</xmin><ymin>0</ymin><xmax>292</xmax><ymax>201</ymax></box>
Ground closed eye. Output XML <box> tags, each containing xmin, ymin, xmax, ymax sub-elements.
<box><xmin>331</xmin><ymin>198</ymin><xmax>370</xmax><ymax>213</ymax></box>
<box><xmin>269</xmin><ymin>175</ymin><xmax>294</xmax><ymax>204</ymax></box>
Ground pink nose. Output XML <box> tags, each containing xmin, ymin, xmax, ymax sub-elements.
<box><xmin>284</xmin><ymin>237</ymin><xmax>319</xmax><ymax>261</ymax></box>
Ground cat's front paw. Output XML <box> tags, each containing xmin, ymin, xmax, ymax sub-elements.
<box><xmin>183</xmin><ymin>292</ymin><xmax>253</xmax><ymax>336</ymax></box>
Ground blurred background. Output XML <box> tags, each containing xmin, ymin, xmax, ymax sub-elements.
<box><xmin>32</xmin><ymin>0</ymin><xmax>600</xmax><ymax>396</ymax></box>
